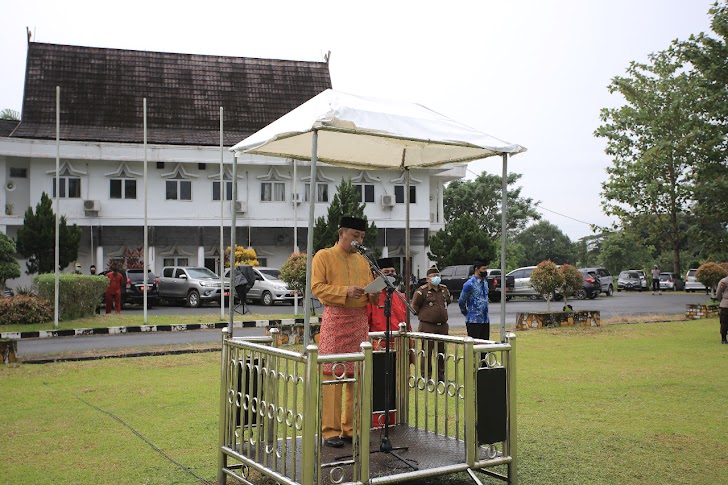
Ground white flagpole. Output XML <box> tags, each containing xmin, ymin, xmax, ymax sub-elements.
<box><xmin>143</xmin><ymin>98</ymin><xmax>148</xmax><ymax>324</ymax></box>
<box><xmin>54</xmin><ymin>86</ymin><xmax>60</xmax><ymax>328</ymax></box>
<box><xmin>220</xmin><ymin>107</ymin><xmax>225</xmax><ymax>321</ymax></box>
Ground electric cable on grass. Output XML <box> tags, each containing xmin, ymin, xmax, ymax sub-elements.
<box><xmin>44</xmin><ymin>383</ymin><xmax>212</xmax><ymax>484</ymax></box>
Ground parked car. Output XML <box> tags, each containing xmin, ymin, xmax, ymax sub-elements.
<box><xmin>506</xmin><ymin>266</ymin><xmax>542</xmax><ymax>299</ymax></box>
<box><xmin>617</xmin><ymin>271</ymin><xmax>644</xmax><ymax>292</ymax></box>
<box><xmin>633</xmin><ymin>269</ymin><xmax>648</xmax><ymax>290</ymax></box>
<box><xmin>575</xmin><ymin>269</ymin><xmax>600</xmax><ymax>299</ymax></box>
<box><xmin>579</xmin><ymin>267</ymin><xmax>614</xmax><ymax>296</ymax></box>
<box><xmin>99</xmin><ymin>269</ymin><xmax>160</xmax><ymax>308</ymax></box>
<box><xmin>659</xmin><ymin>272</ymin><xmax>685</xmax><ymax>291</ymax></box>
<box><xmin>158</xmin><ymin>266</ymin><xmax>228</xmax><ymax>308</ymax></box>
<box><xmin>685</xmin><ymin>268</ymin><xmax>708</xmax><ymax>293</ymax></box>
<box><xmin>225</xmin><ymin>267</ymin><xmax>295</xmax><ymax>306</ymax></box>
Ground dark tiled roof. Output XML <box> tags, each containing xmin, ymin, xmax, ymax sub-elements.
<box><xmin>0</xmin><ymin>119</ymin><xmax>19</xmax><ymax>137</ymax></box>
<box><xmin>12</xmin><ymin>43</ymin><xmax>332</xmax><ymax>146</ymax></box>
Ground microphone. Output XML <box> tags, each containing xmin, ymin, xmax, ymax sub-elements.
<box><xmin>351</xmin><ymin>241</ymin><xmax>368</xmax><ymax>253</ymax></box>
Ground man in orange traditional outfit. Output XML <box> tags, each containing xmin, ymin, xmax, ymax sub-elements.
<box><xmin>312</xmin><ymin>216</ymin><xmax>376</xmax><ymax>448</ymax></box>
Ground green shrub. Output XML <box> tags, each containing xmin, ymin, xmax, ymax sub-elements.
<box><xmin>696</xmin><ymin>262</ymin><xmax>727</xmax><ymax>293</ymax></box>
<box><xmin>0</xmin><ymin>295</ymin><xmax>54</xmax><ymax>324</ymax></box>
<box><xmin>35</xmin><ymin>274</ymin><xmax>108</xmax><ymax>320</ymax></box>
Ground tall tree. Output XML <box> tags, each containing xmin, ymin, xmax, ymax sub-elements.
<box><xmin>514</xmin><ymin>221</ymin><xmax>574</xmax><ymax>266</ymax></box>
<box><xmin>595</xmin><ymin>47</ymin><xmax>702</xmax><ymax>275</ymax></box>
<box><xmin>443</xmin><ymin>172</ymin><xmax>541</xmax><ymax>238</ymax></box>
<box><xmin>15</xmin><ymin>192</ymin><xmax>82</xmax><ymax>274</ymax></box>
<box><xmin>677</xmin><ymin>2</ymin><xmax>728</xmax><ymax>261</ymax></box>
<box><xmin>0</xmin><ymin>232</ymin><xmax>21</xmax><ymax>289</ymax></box>
<box><xmin>597</xmin><ymin>230</ymin><xmax>652</xmax><ymax>278</ymax></box>
<box><xmin>427</xmin><ymin>213</ymin><xmax>497</xmax><ymax>267</ymax></box>
<box><xmin>312</xmin><ymin>178</ymin><xmax>377</xmax><ymax>253</ymax></box>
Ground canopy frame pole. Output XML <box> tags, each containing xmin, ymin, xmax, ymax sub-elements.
<box><xmin>404</xmin><ymin>152</ymin><xmax>411</xmax><ymax>304</ymax></box>
<box><xmin>220</xmin><ymin>107</ymin><xmax>225</xmax><ymax>321</ymax></box>
<box><xmin>143</xmin><ymin>98</ymin><xmax>148</xmax><ymax>324</ymax></box>
<box><xmin>54</xmin><ymin>86</ymin><xmax>60</xmax><ymax>328</ymax></box>
<box><xmin>303</xmin><ymin>130</ymin><xmax>318</xmax><ymax>349</ymax></box>
<box><xmin>228</xmin><ymin>148</ymin><xmax>238</xmax><ymax>332</ymax></box>
<box><xmin>500</xmin><ymin>153</ymin><xmax>508</xmax><ymax>342</ymax></box>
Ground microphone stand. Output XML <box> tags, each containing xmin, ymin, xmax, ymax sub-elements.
<box><xmin>356</xmin><ymin>248</ymin><xmax>418</xmax><ymax>470</ymax></box>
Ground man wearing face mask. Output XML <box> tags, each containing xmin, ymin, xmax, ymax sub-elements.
<box><xmin>411</xmin><ymin>266</ymin><xmax>452</xmax><ymax>382</ymax></box>
<box><xmin>368</xmin><ymin>258</ymin><xmax>409</xmax><ymax>350</ymax></box>
<box><xmin>459</xmin><ymin>259</ymin><xmax>491</xmax><ymax>341</ymax></box>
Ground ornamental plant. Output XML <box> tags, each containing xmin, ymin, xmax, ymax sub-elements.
<box><xmin>225</xmin><ymin>245</ymin><xmax>259</xmax><ymax>268</ymax></box>
<box><xmin>559</xmin><ymin>264</ymin><xmax>583</xmax><ymax>306</ymax></box>
<box><xmin>530</xmin><ymin>260</ymin><xmax>564</xmax><ymax>311</ymax></box>
<box><xmin>696</xmin><ymin>262</ymin><xmax>728</xmax><ymax>296</ymax></box>
<box><xmin>35</xmin><ymin>273</ymin><xmax>108</xmax><ymax>320</ymax></box>
<box><xmin>279</xmin><ymin>252</ymin><xmax>307</xmax><ymax>296</ymax></box>
<box><xmin>0</xmin><ymin>294</ymin><xmax>54</xmax><ymax>324</ymax></box>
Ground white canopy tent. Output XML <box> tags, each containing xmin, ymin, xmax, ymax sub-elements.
<box><xmin>231</xmin><ymin>89</ymin><xmax>526</xmax><ymax>345</ymax></box>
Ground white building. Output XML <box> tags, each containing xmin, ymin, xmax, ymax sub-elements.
<box><xmin>0</xmin><ymin>42</ymin><xmax>464</xmax><ymax>290</ymax></box>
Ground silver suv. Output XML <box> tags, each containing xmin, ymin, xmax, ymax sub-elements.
<box><xmin>579</xmin><ymin>267</ymin><xmax>614</xmax><ymax>296</ymax></box>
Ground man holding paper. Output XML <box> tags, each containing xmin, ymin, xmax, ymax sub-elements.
<box><xmin>311</xmin><ymin>215</ymin><xmax>377</xmax><ymax>448</ymax></box>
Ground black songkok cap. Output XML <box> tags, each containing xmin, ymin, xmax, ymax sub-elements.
<box><xmin>339</xmin><ymin>216</ymin><xmax>367</xmax><ymax>231</ymax></box>
<box><xmin>377</xmin><ymin>258</ymin><xmax>394</xmax><ymax>269</ymax></box>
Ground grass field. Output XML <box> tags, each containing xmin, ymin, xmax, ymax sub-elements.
<box><xmin>1</xmin><ymin>318</ymin><xmax>727</xmax><ymax>484</ymax></box>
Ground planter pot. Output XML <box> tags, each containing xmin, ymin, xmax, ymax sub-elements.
<box><xmin>516</xmin><ymin>310</ymin><xmax>600</xmax><ymax>330</ymax></box>
<box><xmin>685</xmin><ymin>304</ymin><xmax>719</xmax><ymax>320</ymax></box>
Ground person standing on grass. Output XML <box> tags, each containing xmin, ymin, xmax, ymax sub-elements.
<box><xmin>311</xmin><ymin>216</ymin><xmax>377</xmax><ymax>448</ymax></box>
<box><xmin>651</xmin><ymin>264</ymin><xmax>662</xmax><ymax>295</ymax></box>
<box><xmin>716</xmin><ymin>275</ymin><xmax>728</xmax><ymax>345</ymax></box>
<box><xmin>105</xmin><ymin>266</ymin><xmax>124</xmax><ymax>314</ymax></box>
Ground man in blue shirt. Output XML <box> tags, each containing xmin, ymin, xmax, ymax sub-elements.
<box><xmin>458</xmin><ymin>259</ymin><xmax>490</xmax><ymax>341</ymax></box>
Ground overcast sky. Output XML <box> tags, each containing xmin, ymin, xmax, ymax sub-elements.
<box><xmin>1</xmin><ymin>0</ymin><xmax>717</xmax><ymax>241</ymax></box>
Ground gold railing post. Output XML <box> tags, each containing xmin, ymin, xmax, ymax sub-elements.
<box><xmin>301</xmin><ymin>344</ymin><xmax>319</xmax><ymax>485</ymax></box>
<box><xmin>360</xmin><ymin>341</ymin><xmax>373</xmax><ymax>484</ymax></box>
<box><xmin>463</xmin><ymin>337</ymin><xmax>476</xmax><ymax>467</ymax></box>
<box><xmin>397</xmin><ymin>322</ymin><xmax>408</xmax><ymax>424</ymax></box>
<box><xmin>217</xmin><ymin>328</ymin><xmax>231</xmax><ymax>484</ymax></box>
<box><xmin>506</xmin><ymin>332</ymin><xmax>518</xmax><ymax>484</ymax></box>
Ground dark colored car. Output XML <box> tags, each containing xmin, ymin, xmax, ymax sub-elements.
<box><xmin>99</xmin><ymin>269</ymin><xmax>160</xmax><ymax>308</ymax></box>
<box><xmin>414</xmin><ymin>264</ymin><xmax>514</xmax><ymax>302</ymax></box>
<box><xmin>617</xmin><ymin>271</ymin><xmax>643</xmax><ymax>292</ymax></box>
<box><xmin>575</xmin><ymin>269</ymin><xmax>600</xmax><ymax>299</ymax></box>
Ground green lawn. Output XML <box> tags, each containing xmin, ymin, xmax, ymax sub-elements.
<box><xmin>1</xmin><ymin>319</ymin><xmax>726</xmax><ymax>484</ymax></box>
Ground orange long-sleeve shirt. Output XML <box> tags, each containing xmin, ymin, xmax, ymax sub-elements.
<box><xmin>311</xmin><ymin>244</ymin><xmax>373</xmax><ymax>307</ymax></box>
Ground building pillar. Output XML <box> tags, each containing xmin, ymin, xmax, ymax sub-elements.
<box><xmin>198</xmin><ymin>246</ymin><xmax>205</xmax><ymax>267</ymax></box>
<box><xmin>96</xmin><ymin>246</ymin><xmax>104</xmax><ymax>271</ymax></box>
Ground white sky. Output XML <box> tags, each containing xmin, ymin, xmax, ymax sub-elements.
<box><xmin>1</xmin><ymin>0</ymin><xmax>716</xmax><ymax>241</ymax></box>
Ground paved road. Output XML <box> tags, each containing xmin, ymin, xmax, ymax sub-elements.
<box><xmin>17</xmin><ymin>291</ymin><xmax>713</xmax><ymax>357</ymax></box>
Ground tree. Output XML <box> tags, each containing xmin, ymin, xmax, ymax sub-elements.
<box><xmin>225</xmin><ymin>246</ymin><xmax>259</xmax><ymax>268</ymax></box>
<box><xmin>597</xmin><ymin>230</ymin><xmax>652</xmax><ymax>278</ymax></box>
<box><xmin>279</xmin><ymin>252</ymin><xmax>307</xmax><ymax>295</ymax></box>
<box><xmin>443</xmin><ymin>172</ymin><xmax>541</xmax><ymax>238</ymax></box>
<box><xmin>0</xmin><ymin>108</ymin><xmax>20</xmax><ymax>120</ymax></box>
<box><xmin>427</xmin><ymin>213</ymin><xmax>497</xmax><ymax>268</ymax></box>
<box><xmin>312</xmin><ymin>178</ymin><xmax>377</xmax><ymax>253</ymax></box>
<box><xmin>559</xmin><ymin>264</ymin><xmax>584</xmax><ymax>305</ymax></box>
<box><xmin>16</xmin><ymin>192</ymin><xmax>81</xmax><ymax>274</ymax></box>
<box><xmin>596</xmin><ymin>42</ymin><xmax>710</xmax><ymax>276</ymax></box>
<box><xmin>677</xmin><ymin>2</ymin><xmax>728</xmax><ymax>261</ymax></box>
<box><xmin>695</xmin><ymin>262</ymin><xmax>727</xmax><ymax>295</ymax></box>
<box><xmin>530</xmin><ymin>260</ymin><xmax>563</xmax><ymax>311</ymax></box>
<box><xmin>514</xmin><ymin>221</ymin><xmax>574</xmax><ymax>266</ymax></box>
<box><xmin>0</xmin><ymin>232</ymin><xmax>21</xmax><ymax>289</ymax></box>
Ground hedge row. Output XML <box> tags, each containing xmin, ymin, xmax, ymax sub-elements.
<box><xmin>35</xmin><ymin>274</ymin><xmax>108</xmax><ymax>321</ymax></box>
<box><xmin>0</xmin><ymin>295</ymin><xmax>54</xmax><ymax>325</ymax></box>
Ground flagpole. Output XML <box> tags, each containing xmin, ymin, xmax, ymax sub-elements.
<box><xmin>143</xmin><ymin>98</ymin><xmax>148</xmax><ymax>324</ymax></box>
<box><xmin>54</xmin><ymin>86</ymin><xmax>60</xmax><ymax>328</ymax></box>
<box><xmin>220</xmin><ymin>107</ymin><xmax>225</xmax><ymax>321</ymax></box>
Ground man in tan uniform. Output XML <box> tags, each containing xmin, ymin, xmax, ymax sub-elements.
<box><xmin>411</xmin><ymin>266</ymin><xmax>452</xmax><ymax>382</ymax></box>
<box><xmin>311</xmin><ymin>215</ymin><xmax>376</xmax><ymax>448</ymax></box>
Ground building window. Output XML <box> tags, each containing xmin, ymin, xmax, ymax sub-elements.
<box><xmin>213</xmin><ymin>181</ymin><xmax>233</xmax><ymax>201</ymax></box>
<box><xmin>110</xmin><ymin>179</ymin><xmax>137</xmax><ymax>199</ymax></box>
<box><xmin>9</xmin><ymin>168</ymin><xmax>27</xmax><ymax>178</ymax></box>
<box><xmin>52</xmin><ymin>177</ymin><xmax>81</xmax><ymax>198</ymax></box>
<box><xmin>166</xmin><ymin>180</ymin><xmax>192</xmax><ymax>200</ymax></box>
<box><xmin>355</xmin><ymin>184</ymin><xmax>375</xmax><ymax>203</ymax></box>
<box><xmin>163</xmin><ymin>257</ymin><xmax>189</xmax><ymax>267</ymax></box>
<box><xmin>394</xmin><ymin>185</ymin><xmax>416</xmax><ymax>204</ymax></box>
<box><xmin>261</xmin><ymin>182</ymin><xmax>285</xmax><ymax>202</ymax></box>
<box><xmin>304</xmin><ymin>183</ymin><xmax>329</xmax><ymax>203</ymax></box>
